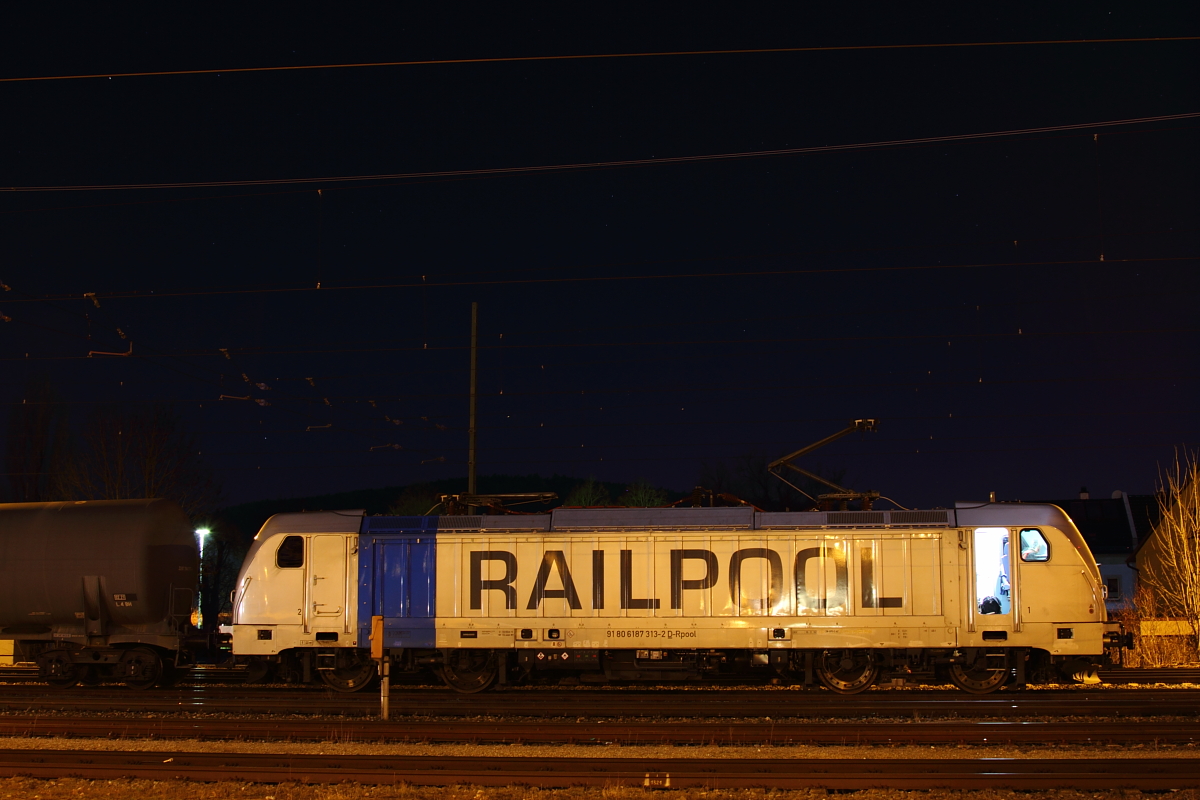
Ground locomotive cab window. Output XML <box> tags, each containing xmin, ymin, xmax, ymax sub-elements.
<box><xmin>276</xmin><ymin>535</ymin><xmax>304</xmax><ymax>569</ymax></box>
<box><xmin>1019</xmin><ymin>529</ymin><xmax>1049</xmax><ymax>562</ymax></box>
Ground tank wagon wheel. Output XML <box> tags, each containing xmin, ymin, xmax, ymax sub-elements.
<box><xmin>319</xmin><ymin>651</ymin><xmax>377</xmax><ymax>693</ymax></box>
<box><xmin>439</xmin><ymin>649</ymin><xmax>499</xmax><ymax>694</ymax></box>
<box><xmin>814</xmin><ymin>649</ymin><xmax>879</xmax><ymax>694</ymax></box>
<box><xmin>40</xmin><ymin>650</ymin><xmax>79</xmax><ymax>688</ymax></box>
<box><xmin>119</xmin><ymin>647</ymin><xmax>163</xmax><ymax>690</ymax></box>
<box><xmin>948</xmin><ymin>651</ymin><xmax>1010</xmax><ymax>694</ymax></box>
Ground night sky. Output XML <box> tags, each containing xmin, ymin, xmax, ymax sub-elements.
<box><xmin>2</xmin><ymin>8</ymin><xmax>1197</xmax><ymax>512</ymax></box>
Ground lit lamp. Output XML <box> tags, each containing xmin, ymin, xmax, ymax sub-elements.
<box><xmin>195</xmin><ymin>528</ymin><xmax>210</xmax><ymax>629</ymax></box>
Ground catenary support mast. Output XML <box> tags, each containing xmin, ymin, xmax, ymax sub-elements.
<box><xmin>467</xmin><ymin>302</ymin><xmax>478</xmax><ymax>513</ymax></box>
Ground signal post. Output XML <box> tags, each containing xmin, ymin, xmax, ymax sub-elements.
<box><xmin>370</xmin><ymin>615</ymin><xmax>389</xmax><ymax>720</ymax></box>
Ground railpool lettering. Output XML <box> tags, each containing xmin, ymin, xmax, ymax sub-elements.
<box><xmin>468</xmin><ymin>547</ymin><xmax>903</xmax><ymax>612</ymax></box>
<box><xmin>470</xmin><ymin>551</ymin><xmax>517</xmax><ymax>610</ymax></box>
<box><xmin>670</xmin><ymin>549</ymin><xmax>717</xmax><ymax>609</ymax></box>
<box><xmin>526</xmin><ymin>551</ymin><xmax>581</xmax><ymax>609</ymax></box>
<box><xmin>729</xmin><ymin>548</ymin><xmax>783</xmax><ymax>613</ymax></box>
<box><xmin>795</xmin><ymin>546</ymin><xmax>847</xmax><ymax>612</ymax></box>
<box><xmin>620</xmin><ymin>549</ymin><xmax>660</xmax><ymax>609</ymax></box>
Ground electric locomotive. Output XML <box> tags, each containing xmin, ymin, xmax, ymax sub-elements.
<box><xmin>231</xmin><ymin>500</ymin><xmax>1128</xmax><ymax>694</ymax></box>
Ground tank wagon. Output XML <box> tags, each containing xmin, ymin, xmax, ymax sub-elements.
<box><xmin>232</xmin><ymin>501</ymin><xmax>1129</xmax><ymax>694</ymax></box>
<box><xmin>0</xmin><ymin>499</ymin><xmax>199</xmax><ymax>687</ymax></box>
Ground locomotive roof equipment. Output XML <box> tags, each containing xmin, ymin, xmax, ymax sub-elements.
<box><xmin>769</xmin><ymin>418</ymin><xmax>881</xmax><ymax>509</ymax></box>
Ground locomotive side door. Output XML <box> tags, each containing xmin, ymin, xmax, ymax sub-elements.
<box><xmin>308</xmin><ymin>535</ymin><xmax>348</xmax><ymax>632</ymax></box>
<box><xmin>969</xmin><ymin>527</ymin><xmax>1014</xmax><ymax>639</ymax></box>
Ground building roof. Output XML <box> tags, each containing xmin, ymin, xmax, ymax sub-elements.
<box><xmin>1029</xmin><ymin>496</ymin><xmax>1139</xmax><ymax>555</ymax></box>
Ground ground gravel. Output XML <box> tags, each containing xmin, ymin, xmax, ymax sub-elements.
<box><xmin>3</xmin><ymin>679</ymin><xmax>1199</xmax><ymax>798</ymax></box>
<box><xmin>0</xmin><ymin>779</ymin><xmax>1198</xmax><ymax>800</ymax></box>
<box><xmin>0</xmin><ymin>735</ymin><xmax>1196</xmax><ymax>760</ymax></box>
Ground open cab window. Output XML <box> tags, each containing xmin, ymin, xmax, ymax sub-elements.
<box><xmin>1019</xmin><ymin>528</ymin><xmax>1049</xmax><ymax>562</ymax></box>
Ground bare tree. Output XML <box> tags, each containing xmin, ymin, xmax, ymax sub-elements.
<box><xmin>1139</xmin><ymin>450</ymin><xmax>1200</xmax><ymax>657</ymax></box>
<box><xmin>619</xmin><ymin>479</ymin><xmax>668</xmax><ymax>508</ymax></box>
<box><xmin>1112</xmin><ymin>583</ymin><xmax>1198</xmax><ymax>668</ymax></box>
<box><xmin>64</xmin><ymin>403</ymin><xmax>221</xmax><ymax>517</ymax></box>
<box><xmin>698</xmin><ymin>451</ymin><xmax>847</xmax><ymax>511</ymax></box>
<box><xmin>5</xmin><ymin>376</ymin><xmax>71</xmax><ymax>502</ymax></box>
<box><xmin>564</xmin><ymin>477</ymin><xmax>611</xmax><ymax>507</ymax></box>
<box><xmin>388</xmin><ymin>484</ymin><xmax>441</xmax><ymax>515</ymax></box>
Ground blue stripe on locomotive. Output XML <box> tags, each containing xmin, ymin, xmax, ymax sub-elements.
<box><xmin>357</xmin><ymin>516</ymin><xmax>438</xmax><ymax>649</ymax></box>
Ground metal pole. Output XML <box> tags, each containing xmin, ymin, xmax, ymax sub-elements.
<box><xmin>381</xmin><ymin>657</ymin><xmax>390</xmax><ymax>721</ymax></box>
<box><xmin>467</xmin><ymin>302</ymin><xmax>478</xmax><ymax>513</ymax></box>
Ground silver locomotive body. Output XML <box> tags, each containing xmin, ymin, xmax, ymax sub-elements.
<box><xmin>231</xmin><ymin>501</ymin><xmax>1126</xmax><ymax>694</ymax></box>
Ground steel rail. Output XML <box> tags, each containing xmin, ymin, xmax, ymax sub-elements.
<box><xmin>0</xmin><ymin>749</ymin><xmax>1197</xmax><ymax>789</ymax></box>
<box><xmin>2</xmin><ymin>686</ymin><xmax>1200</xmax><ymax>718</ymax></box>
<box><xmin>1100</xmin><ymin>668</ymin><xmax>1200</xmax><ymax>683</ymax></box>
<box><xmin>3</xmin><ymin>666</ymin><xmax>1200</xmax><ymax>683</ymax></box>
<box><xmin>0</xmin><ymin>666</ymin><xmax>248</xmax><ymax>681</ymax></box>
<box><xmin>0</xmin><ymin>715</ymin><xmax>1196</xmax><ymax>746</ymax></box>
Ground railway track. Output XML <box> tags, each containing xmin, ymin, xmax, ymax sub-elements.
<box><xmin>2</xmin><ymin>686</ymin><xmax>1199</xmax><ymax>718</ymax></box>
<box><xmin>0</xmin><ymin>714</ymin><xmax>1196</xmax><ymax>746</ymax></box>
<box><xmin>1100</xmin><ymin>668</ymin><xmax>1200</xmax><ymax>683</ymax></box>
<box><xmin>3</xmin><ymin>666</ymin><xmax>1199</xmax><ymax>684</ymax></box>
<box><xmin>0</xmin><ymin>748</ymin><xmax>1196</xmax><ymax>789</ymax></box>
<box><xmin>0</xmin><ymin>665</ymin><xmax>247</xmax><ymax>682</ymax></box>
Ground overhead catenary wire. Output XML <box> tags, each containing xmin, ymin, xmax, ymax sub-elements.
<box><xmin>2</xmin><ymin>45</ymin><xmax>1190</xmax><ymax>501</ymax></box>
<box><xmin>5</xmin><ymin>317</ymin><xmax>1194</xmax><ymax>362</ymax></box>
<box><xmin>2</xmin><ymin>370</ymin><xmax>1196</xmax><ymax>405</ymax></box>
<box><xmin>77</xmin><ymin>439</ymin><xmax>1194</xmax><ymax>474</ymax></box>
<box><xmin>14</xmin><ymin>275</ymin><xmax>1186</xmax><ymax>381</ymax></box>
<box><xmin>1</xmin><ymin>254</ymin><xmax>1194</xmax><ymax>307</ymax></box>
<box><xmin>195</xmin><ymin>429</ymin><xmax>1200</xmax><ymax>457</ymax></box>
<box><xmin>0</xmin><ymin>280</ymin><xmax>430</xmax><ymax>444</ymax></box>
<box><xmin>0</xmin><ymin>408</ymin><xmax>1167</xmax><ymax>436</ymax></box>
<box><xmin>5</xmin><ymin>222</ymin><xmax>1196</xmax><ymax>302</ymax></box>
<box><xmin>2</xmin><ymin>124</ymin><xmax>1195</xmax><ymax>215</ymax></box>
<box><xmin>4</xmin><ymin>36</ymin><xmax>1198</xmax><ymax>83</ymax></box>
<box><xmin>7</xmin><ymin>260</ymin><xmax>1190</xmax><ymax>472</ymax></box>
<box><xmin>5</xmin><ymin>112</ymin><xmax>1198</xmax><ymax>193</ymax></box>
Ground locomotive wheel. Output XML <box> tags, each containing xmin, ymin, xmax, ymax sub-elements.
<box><xmin>439</xmin><ymin>649</ymin><xmax>499</xmax><ymax>694</ymax></box>
<box><xmin>319</xmin><ymin>651</ymin><xmax>377</xmax><ymax>693</ymax></box>
<box><xmin>814</xmin><ymin>649</ymin><xmax>879</xmax><ymax>694</ymax></box>
<box><xmin>949</xmin><ymin>651</ymin><xmax>1010</xmax><ymax>694</ymax></box>
<box><xmin>40</xmin><ymin>650</ymin><xmax>79</xmax><ymax>688</ymax></box>
<box><xmin>119</xmin><ymin>647</ymin><xmax>163</xmax><ymax>690</ymax></box>
<box><xmin>244</xmin><ymin>658</ymin><xmax>273</xmax><ymax>684</ymax></box>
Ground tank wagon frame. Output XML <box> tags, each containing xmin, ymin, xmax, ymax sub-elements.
<box><xmin>232</xmin><ymin>502</ymin><xmax>1128</xmax><ymax>694</ymax></box>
